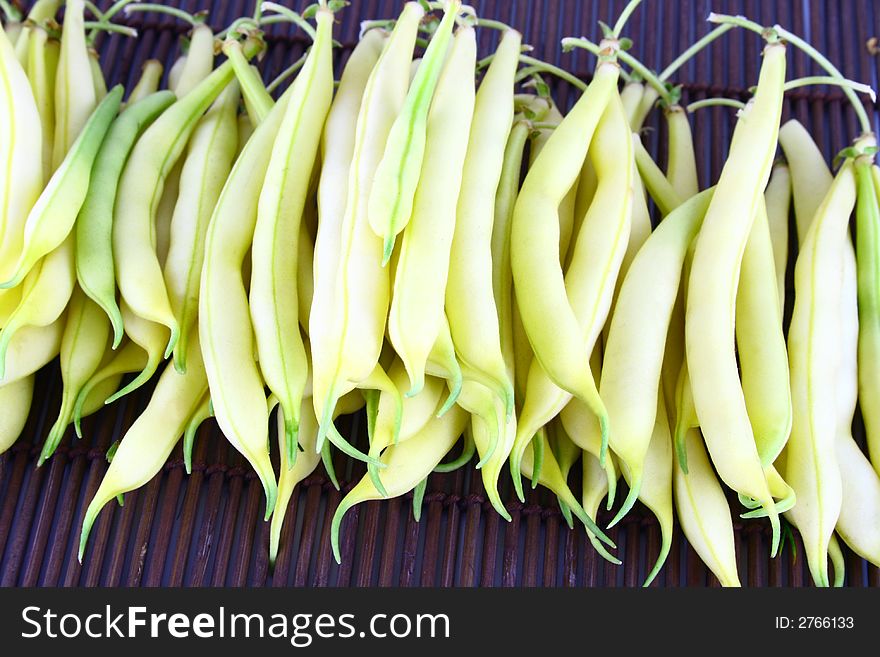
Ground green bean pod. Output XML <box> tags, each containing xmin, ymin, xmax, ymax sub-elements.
<box><xmin>52</xmin><ymin>0</ymin><xmax>96</xmax><ymax>168</ymax></box>
<box><xmin>368</xmin><ymin>1</ymin><xmax>459</xmax><ymax>260</ymax></box>
<box><xmin>388</xmin><ymin>25</ymin><xmax>476</xmax><ymax>397</ymax></box>
<box><xmin>0</xmin><ymin>374</ymin><xmax>34</xmax><ymax>454</ymax></box>
<box><xmin>114</xmin><ymin>42</ymin><xmax>249</xmax><ymax>356</ymax></box>
<box><xmin>446</xmin><ymin>28</ymin><xmax>520</xmax><ymax>421</ymax></box>
<box><xmin>164</xmin><ymin>82</ymin><xmax>238</xmax><ymax>373</ymax></box>
<box><xmin>630</xmin><ymin>85</ymin><xmax>659</xmax><ymax>133</ymax></box>
<box><xmin>0</xmin><ymin>86</ymin><xmax>122</xmax><ymax>290</ymax></box>
<box><xmin>0</xmin><ymin>21</ymin><xmax>43</xmax><ymax>279</ymax></box>
<box><xmin>251</xmin><ymin>8</ymin><xmax>334</xmax><ymax>464</ymax></box>
<box><xmin>78</xmin><ymin>333</ymin><xmax>209</xmax><ymax>561</ymax></box>
<box><xmin>858</xmin><ymin>163</ymin><xmax>880</xmax><ymax>472</ymax></box>
<box><xmin>673</xmin><ymin>428</ymin><xmax>741</xmax><ymax>587</ymax></box>
<box><xmin>41</xmin><ymin>287</ymin><xmax>111</xmax><ymax>463</ymax></box>
<box><xmin>685</xmin><ymin>42</ymin><xmax>786</xmax><ymax>553</ymax></box>
<box><xmin>736</xmin><ymin>196</ymin><xmax>791</xmax><ymax>467</ymax></box>
<box><xmin>548</xmin><ymin>420</ymin><xmax>581</xmax><ymax>525</ymax></box>
<box><xmin>764</xmin><ymin>162</ymin><xmax>791</xmax><ymax>312</ymax></box>
<box><xmin>77</xmin><ymin>90</ymin><xmax>176</xmax><ymax>346</ymax></box>
<box><xmin>127</xmin><ymin>60</ymin><xmax>164</xmax><ymax>104</ymax></box>
<box><xmin>314</xmin><ymin>5</ymin><xmax>423</xmax><ymax>449</ymax></box>
<box><xmin>784</xmin><ymin>161</ymin><xmax>856</xmax><ymax>587</ymax></box>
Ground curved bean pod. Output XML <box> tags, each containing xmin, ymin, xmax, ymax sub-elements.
<box><xmin>163</xmin><ymin>82</ymin><xmax>238</xmax><ymax>373</ymax></box>
<box><xmin>104</xmin><ymin>301</ymin><xmax>166</xmax><ymax>404</ymax></box>
<box><xmin>114</xmin><ymin>44</ymin><xmax>249</xmax><ymax>356</ymax></box>
<box><xmin>331</xmin><ymin>405</ymin><xmax>469</xmax><ymax>564</ymax></box>
<box><xmin>446</xmin><ymin>28</ymin><xmax>520</xmax><ymax>420</ymax></box>
<box><xmin>736</xmin><ymin>196</ymin><xmax>791</xmax><ymax>468</ymax></box>
<box><xmin>200</xmin><ymin>89</ymin><xmax>296</xmax><ymax>521</ymax></box>
<box><xmin>784</xmin><ymin>161</ymin><xmax>856</xmax><ymax>586</ymax></box>
<box><xmin>664</xmin><ymin>106</ymin><xmax>699</xmax><ymax>200</ymax></box>
<box><xmin>673</xmin><ymin>428</ymin><xmax>741</xmax><ymax>587</ymax></box>
<box><xmin>388</xmin><ymin>25</ymin><xmax>476</xmax><ymax>396</ymax></box>
<box><xmin>686</xmin><ymin>42</ymin><xmax>786</xmax><ymax>553</ymax></box>
<box><xmin>73</xmin><ymin>341</ymin><xmax>148</xmax><ymax>436</ymax></box>
<box><xmin>52</xmin><ymin>0</ymin><xmax>96</xmax><ymax>168</ymax></box>
<box><xmin>0</xmin><ymin>22</ymin><xmax>43</xmax><ymax>279</ymax></box>
<box><xmin>511</xmin><ymin>64</ymin><xmax>631</xmax><ymax>494</ymax></box>
<box><xmin>602</xmin><ymin>189</ymin><xmax>713</xmax><ymax>522</ymax></box>
<box><xmin>78</xmin><ymin>333</ymin><xmax>209</xmax><ymax>561</ymax></box>
<box><xmin>314</xmin><ymin>5</ymin><xmax>423</xmax><ymax>449</ymax></box>
<box><xmin>77</xmin><ymin>90</ymin><xmax>176</xmax><ymax>346</ymax></box>
<box><xmin>251</xmin><ymin>8</ymin><xmax>334</xmax><ymax>464</ymax></box>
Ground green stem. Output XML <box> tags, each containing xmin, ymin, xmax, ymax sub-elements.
<box><xmin>686</xmin><ymin>97</ymin><xmax>746</xmax><ymax>112</ymax></box>
<box><xmin>564</xmin><ymin>37</ymin><xmax>663</xmax><ymax>95</ymax></box>
<box><xmin>784</xmin><ymin>75</ymin><xmax>876</xmax><ymax>101</ymax></box>
<box><xmin>518</xmin><ymin>54</ymin><xmax>587</xmax><ymax>91</ymax></box>
<box><xmin>773</xmin><ymin>24</ymin><xmax>874</xmax><ymax>134</ymax></box>
<box><xmin>611</xmin><ymin>0</ymin><xmax>643</xmax><ymax>38</ymax></box>
<box><xmin>84</xmin><ymin>21</ymin><xmax>138</xmax><ymax>38</ymax></box>
<box><xmin>125</xmin><ymin>3</ymin><xmax>198</xmax><ymax>26</ymax></box>
<box><xmin>474</xmin><ymin>17</ymin><xmax>513</xmax><ymax>32</ymax></box>
<box><xmin>0</xmin><ymin>0</ymin><xmax>22</xmax><ymax>22</ymax></box>
<box><xmin>261</xmin><ymin>2</ymin><xmax>317</xmax><ymax>41</ymax></box>
<box><xmin>659</xmin><ymin>24</ymin><xmax>733</xmax><ymax>81</ymax></box>
<box><xmin>266</xmin><ymin>50</ymin><xmax>308</xmax><ymax>94</ymax></box>
<box><xmin>83</xmin><ymin>0</ymin><xmax>103</xmax><ymax>20</ymax></box>
<box><xmin>706</xmin><ymin>13</ymin><xmax>777</xmax><ymax>42</ymax></box>
<box><xmin>103</xmin><ymin>0</ymin><xmax>139</xmax><ymax>23</ymax></box>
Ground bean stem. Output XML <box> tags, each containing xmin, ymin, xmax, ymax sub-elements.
<box><xmin>518</xmin><ymin>54</ymin><xmax>587</xmax><ymax>91</ymax></box>
<box><xmin>706</xmin><ymin>13</ymin><xmax>777</xmax><ymax>42</ymax></box>
<box><xmin>659</xmin><ymin>24</ymin><xmax>733</xmax><ymax>81</ymax></box>
<box><xmin>124</xmin><ymin>3</ymin><xmax>200</xmax><ymax>26</ymax></box>
<box><xmin>773</xmin><ymin>24</ymin><xmax>874</xmax><ymax>134</ymax></box>
<box><xmin>266</xmin><ymin>51</ymin><xmax>308</xmax><ymax>94</ymax></box>
<box><xmin>611</xmin><ymin>0</ymin><xmax>643</xmax><ymax>39</ymax></box>
<box><xmin>687</xmin><ymin>97</ymin><xmax>746</xmax><ymax>112</ymax></box>
<box><xmin>785</xmin><ymin>75</ymin><xmax>876</xmax><ymax>102</ymax></box>
<box><xmin>0</xmin><ymin>0</ymin><xmax>22</xmax><ymax>21</ymax></box>
<box><xmin>564</xmin><ymin>37</ymin><xmax>667</xmax><ymax>97</ymax></box>
<box><xmin>83</xmin><ymin>21</ymin><xmax>138</xmax><ymax>38</ymax></box>
<box><xmin>261</xmin><ymin>2</ymin><xmax>317</xmax><ymax>41</ymax></box>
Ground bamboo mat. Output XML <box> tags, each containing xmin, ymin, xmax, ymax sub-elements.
<box><xmin>1</xmin><ymin>0</ymin><xmax>879</xmax><ymax>587</ymax></box>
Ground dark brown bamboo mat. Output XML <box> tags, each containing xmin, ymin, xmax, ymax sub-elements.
<box><xmin>1</xmin><ymin>0</ymin><xmax>879</xmax><ymax>588</ymax></box>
